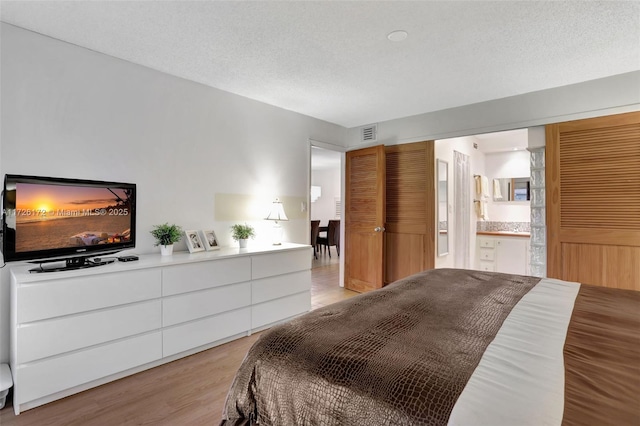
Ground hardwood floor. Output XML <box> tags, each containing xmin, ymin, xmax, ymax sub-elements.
<box><xmin>0</xmin><ymin>257</ymin><xmax>357</xmax><ymax>425</ymax></box>
<box><xmin>311</xmin><ymin>248</ymin><xmax>357</xmax><ymax>310</ymax></box>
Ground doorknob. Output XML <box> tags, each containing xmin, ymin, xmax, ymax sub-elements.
<box><xmin>374</xmin><ymin>227</ymin><xmax>385</xmax><ymax>232</ymax></box>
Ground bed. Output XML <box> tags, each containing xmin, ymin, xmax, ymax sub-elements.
<box><xmin>221</xmin><ymin>268</ymin><xmax>640</xmax><ymax>425</ymax></box>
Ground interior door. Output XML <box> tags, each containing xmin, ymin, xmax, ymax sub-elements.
<box><xmin>384</xmin><ymin>141</ymin><xmax>435</xmax><ymax>284</ymax></box>
<box><xmin>345</xmin><ymin>145</ymin><xmax>386</xmax><ymax>292</ymax></box>
<box><xmin>546</xmin><ymin>111</ymin><xmax>640</xmax><ymax>290</ymax></box>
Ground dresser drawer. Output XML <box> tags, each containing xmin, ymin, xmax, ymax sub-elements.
<box><xmin>479</xmin><ymin>261</ymin><xmax>495</xmax><ymax>272</ymax></box>
<box><xmin>17</xmin><ymin>300</ymin><xmax>161</xmax><ymax>363</ymax></box>
<box><xmin>163</xmin><ymin>282</ymin><xmax>250</xmax><ymax>327</ymax></box>
<box><xmin>252</xmin><ymin>291</ymin><xmax>311</xmax><ymax>330</ymax></box>
<box><xmin>17</xmin><ymin>269</ymin><xmax>161</xmax><ymax>323</ymax></box>
<box><xmin>479</xmin><ymin>248</ymin><xmax>495</xmax><ymax>261</ymax></box>
<box><xmin>163</xmin><ymin>307</ymin><xmax>250</xmax><ymax>357</ymax></box>
<box><xmin>478</xmin><ymin>238</ymin><xmax>495</xmax><ymax>248</ymax></box>
<box><xmin>162</xmin><ymin>257</ymin><xmax>251</xmax><ymax>296</ymax></box>
<box><xmin>252</xmin><ymin>270</ymin><xmax>311</xmax><ymax>304</ymax></box>
<box><xmin>251</xmin><ymin>248</ymin><xmax>312</xmax><ymax>280</ymax></box>
<box><xmin>16</xmin><ymin>332</ymin><xmax>162</xmax><ymax>406</ymax></box>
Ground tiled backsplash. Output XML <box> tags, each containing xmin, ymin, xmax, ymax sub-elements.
<box><xmin>476</xmin><ymin>221</ymin><xmax>531</xmax><ymax>233</ymax></box>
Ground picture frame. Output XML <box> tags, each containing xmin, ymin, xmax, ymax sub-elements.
<box><xmin>201</xmin><ymin>229</ymin><xmax>220</xmax><ymax>251</ymax></box>
<box><xmin>185</xmin><ymin>230</ymin><xmax>205</xmax><ymax>253</ymax></box>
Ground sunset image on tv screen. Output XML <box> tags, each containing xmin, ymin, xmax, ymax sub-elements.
<box><xmin>14</xmin><ymin>183</ymin><xmax>132</xmax><ymax>252</ymax></box>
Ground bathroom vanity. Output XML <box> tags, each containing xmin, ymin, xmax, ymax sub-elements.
<box><xmin>476</xmin><ymin>231</ymin><xmax>530</xmax><ymax>275</ymax></box>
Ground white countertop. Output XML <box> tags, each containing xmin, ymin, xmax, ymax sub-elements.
<box><xmin>477</xmin><ymin>231</ymin><xmax>530</xmax><ymax>238</ymax></box>
<box><xmin>10</xmin><ymin>243</ymin><xmax>311</xmax><ymax>283</ymax></box>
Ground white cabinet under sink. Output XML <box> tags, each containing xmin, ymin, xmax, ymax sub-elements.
<box><xmin>476</xmin><ymin>234</ymin><xmax>530</xmax><ymax>275</ymax></box>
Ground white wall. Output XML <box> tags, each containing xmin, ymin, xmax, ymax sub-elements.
<box><xmin>310</xmin><ymin>167</ymin><xmax>341</xmax><ymax>225</ymax></box>
<box><xmin>528</xmin><ymin>126</ymin><xmax>546</xmax><ymax>149</ymax></box>
<box><xmin>0</xmin><ymin>23</ymin><xmax>347</xmax><ymax>363</ymax></box>
<box><xmin>434</xmin><ymin>136</ymin><xmax>485</xmax><ymax>269</ymax></box>
<box><xmin>347</xmin><ymin>72</ymin><xmax>640</xmax><ymax>147</ymax></box>
<box><xmin>484</xmin><ymin>150</ymin><xmax>531</xmax><ymax>222</ymax></box>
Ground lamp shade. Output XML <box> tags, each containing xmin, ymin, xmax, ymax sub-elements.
<box><xmin>265</xmin><ymin>199</ymin><xmax>288</xmax><ymax>221</ymax></box>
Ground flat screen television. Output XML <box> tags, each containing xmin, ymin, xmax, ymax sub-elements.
<box><xmin>2</xmin><ymin>174</ymin><xmax>136</xmax><ymax>272</ymax></box>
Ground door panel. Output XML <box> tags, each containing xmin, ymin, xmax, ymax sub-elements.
<box><xmin>546</xmin><ymin>111</ymin><xmax>640</xmax><ymax>290</ymax></box>
<box><xmin>384</xmin><ymin>231</ymin><xmax>425</xmax><ymax>283</ymax></box>
<box><xmin>561</xmin><ymin>244</ymin><xmax>640</xmax><ymax>289</ymax></box>
<box><xmin>345</xmin><ymin>145</ymin><xmax>385</xmax><ymax>292</ymax></box>
<box><xmin>385</xmin><ymin>141</ymin><xmax>435</xmax><ymax>284</ymax></box>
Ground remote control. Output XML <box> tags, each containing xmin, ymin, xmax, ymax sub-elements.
<box><xmin>118</xmin><ymin>255</ymin><xmax>139</xmax><ymax>262</ymax></box>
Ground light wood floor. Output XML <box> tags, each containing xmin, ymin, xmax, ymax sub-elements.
<box><xmin>0</xmin><ymin>255</ymin><xmax>357</xmax><ymax>425</ymax></box>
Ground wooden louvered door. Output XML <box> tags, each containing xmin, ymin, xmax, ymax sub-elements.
<box><xmin>546</xmin><ymin>111</ymin><xmax>640</xmax><ymax>290</ymax></box>
<box><xmin>345</xmin><ymin>145</ymin><xmax>386</xmax><ymax>292</ymax></box>
<box><xmin>384</xmin><ymin>141</ymin><xmax>435</xmax><ymax>284</ymax></box>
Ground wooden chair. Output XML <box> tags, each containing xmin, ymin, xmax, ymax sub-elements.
<box><xmin>333</xmin><ymin>220</ymin><xmax>340</xmax><ymax>256</ymax></box>
<box><xmin>318</xmin><ymin>220</ymin><xmax>340</xmax><ymax>258</ymax></box>
<box><xmin>310</xmin><ymin>220</ymin><xmax>320</xmax><ymax>259</ymax></box>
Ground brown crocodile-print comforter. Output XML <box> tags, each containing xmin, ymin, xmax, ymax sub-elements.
<box><xmin>221</xmin><ymin>268</ymin><xmax>540</xmax><ymax>425</ymax></box>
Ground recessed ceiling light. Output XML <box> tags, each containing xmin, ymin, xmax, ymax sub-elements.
<box><xmin>387</xmin><ymin>30</ymin><xmax>408</xmax><ymax>42</ymax></box>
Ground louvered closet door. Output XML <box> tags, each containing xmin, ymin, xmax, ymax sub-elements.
<box><xmin>345</xmin><ymin>145</ymin><xmax>386</xmax><ymax>293</ymax></box>
<box><xmin>385</xmin><ymin>141</ymin><xmax>435</xmax><ymax>284</ymax></box>
<box><xmin>546</xmin><ymin>111</ymin><xmax>640</xmax><ymax>290</ymax></box>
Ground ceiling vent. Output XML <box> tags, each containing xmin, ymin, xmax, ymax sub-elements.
<box><xmin>361</xmin><ymin>124</ymin><xmax>377</xmax><ymax>142</ymax></box>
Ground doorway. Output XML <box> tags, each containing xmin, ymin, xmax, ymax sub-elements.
<box><xmin>434</xmin><ymin>129</ymin><xmax>531</xmax><ymax>272</ymax></box>
<box><xmin>311</xmin><ymin>146</ymin><xmax>342</xmax><ymax>266</ymax></box>
<box><xmin>310</xmin><ymin>143</ymin><xmax>344</xmax><ymax>288</ymax></box>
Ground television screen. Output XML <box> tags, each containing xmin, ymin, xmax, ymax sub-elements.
<box><xmin>2</xmin><ymin>174</ymin><xmax>136</xmax><ymax>263</ymax></box>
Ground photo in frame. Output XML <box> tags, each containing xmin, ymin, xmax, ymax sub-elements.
<box><xmin>201</xmin><ymin>229</ymin><xmax>220</xmax><ymax>251</ymax></box>
<box><xmin>185</xmin><ymin>230</ymin><xmax>205</xmax><ymax>253</ymax></box>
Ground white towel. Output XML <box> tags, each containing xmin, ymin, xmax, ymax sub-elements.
<box><xmin>475</xmin><ymin>200</ymin><xmax>489</xmax><ymax>220</ymax></box>
<box><xmin>474</xmin><ymin>176</ymin><xmax>482</xmax><ymax>196</ymax></box>
<box><xmin>481</xmin><ymin>176</ymin><xmax>490</xmax><ymax>199</ymax></box>
<box><xmin>493</xmin><ymin>179</ymin><xmax>503</xmax><ymax>200</ymax></box>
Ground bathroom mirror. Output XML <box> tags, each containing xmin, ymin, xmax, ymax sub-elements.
<box><xmin>437</xmin><ymin>159</ymin><xmax>449</xmax><ymax>256</ymax></box>
<box><xmin>493</xmin><ymin>177</ymin><xmax>530</xmax><ymax>202</ymax></box>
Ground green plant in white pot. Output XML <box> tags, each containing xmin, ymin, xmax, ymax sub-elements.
<box><xmin>231</xmin><ymin>223</ymin><xmax>255</xmax><ymax>248</ymax></box>
<box><xmin>150</xmin><ymin>223</ymin><xmax>183</xmax><ymax>255</ymax></box>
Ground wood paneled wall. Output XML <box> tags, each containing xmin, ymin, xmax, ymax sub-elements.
<box><xmin>384</xmin><ymin>141</ymin><xmax>435</xmax><ymax>284</ymax></box>
<box><xmin>546</xmin><ymin>111</ymin><xmax>640</xmax><ymax>290</ymax></box>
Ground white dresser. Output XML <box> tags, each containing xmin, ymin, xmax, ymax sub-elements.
<box><xmin>10</xmin><ymin>243</ymin><xmax>311</xmax><ymax>414</ymax></box>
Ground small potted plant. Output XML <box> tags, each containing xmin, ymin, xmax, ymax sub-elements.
<box><xmin>231</xmin><ymin>223</ymin><xmax>255</xmax><ymax>248</ymax></box>
<box><xmin>150</xmin><ymin>223</ymin><xmax>183</xmax><ymax>255</ymax></box>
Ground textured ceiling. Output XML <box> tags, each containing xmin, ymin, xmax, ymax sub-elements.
<box><xmin>1</xmin><ymin>1</ymin><xmax>638</xmax><ymax>128</ymax></box>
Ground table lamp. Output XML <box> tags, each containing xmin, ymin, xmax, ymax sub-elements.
<box><xmin>265</xmin><ymin>198</ymin><xmax>288</xmax><ymax>245</ymax></box>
